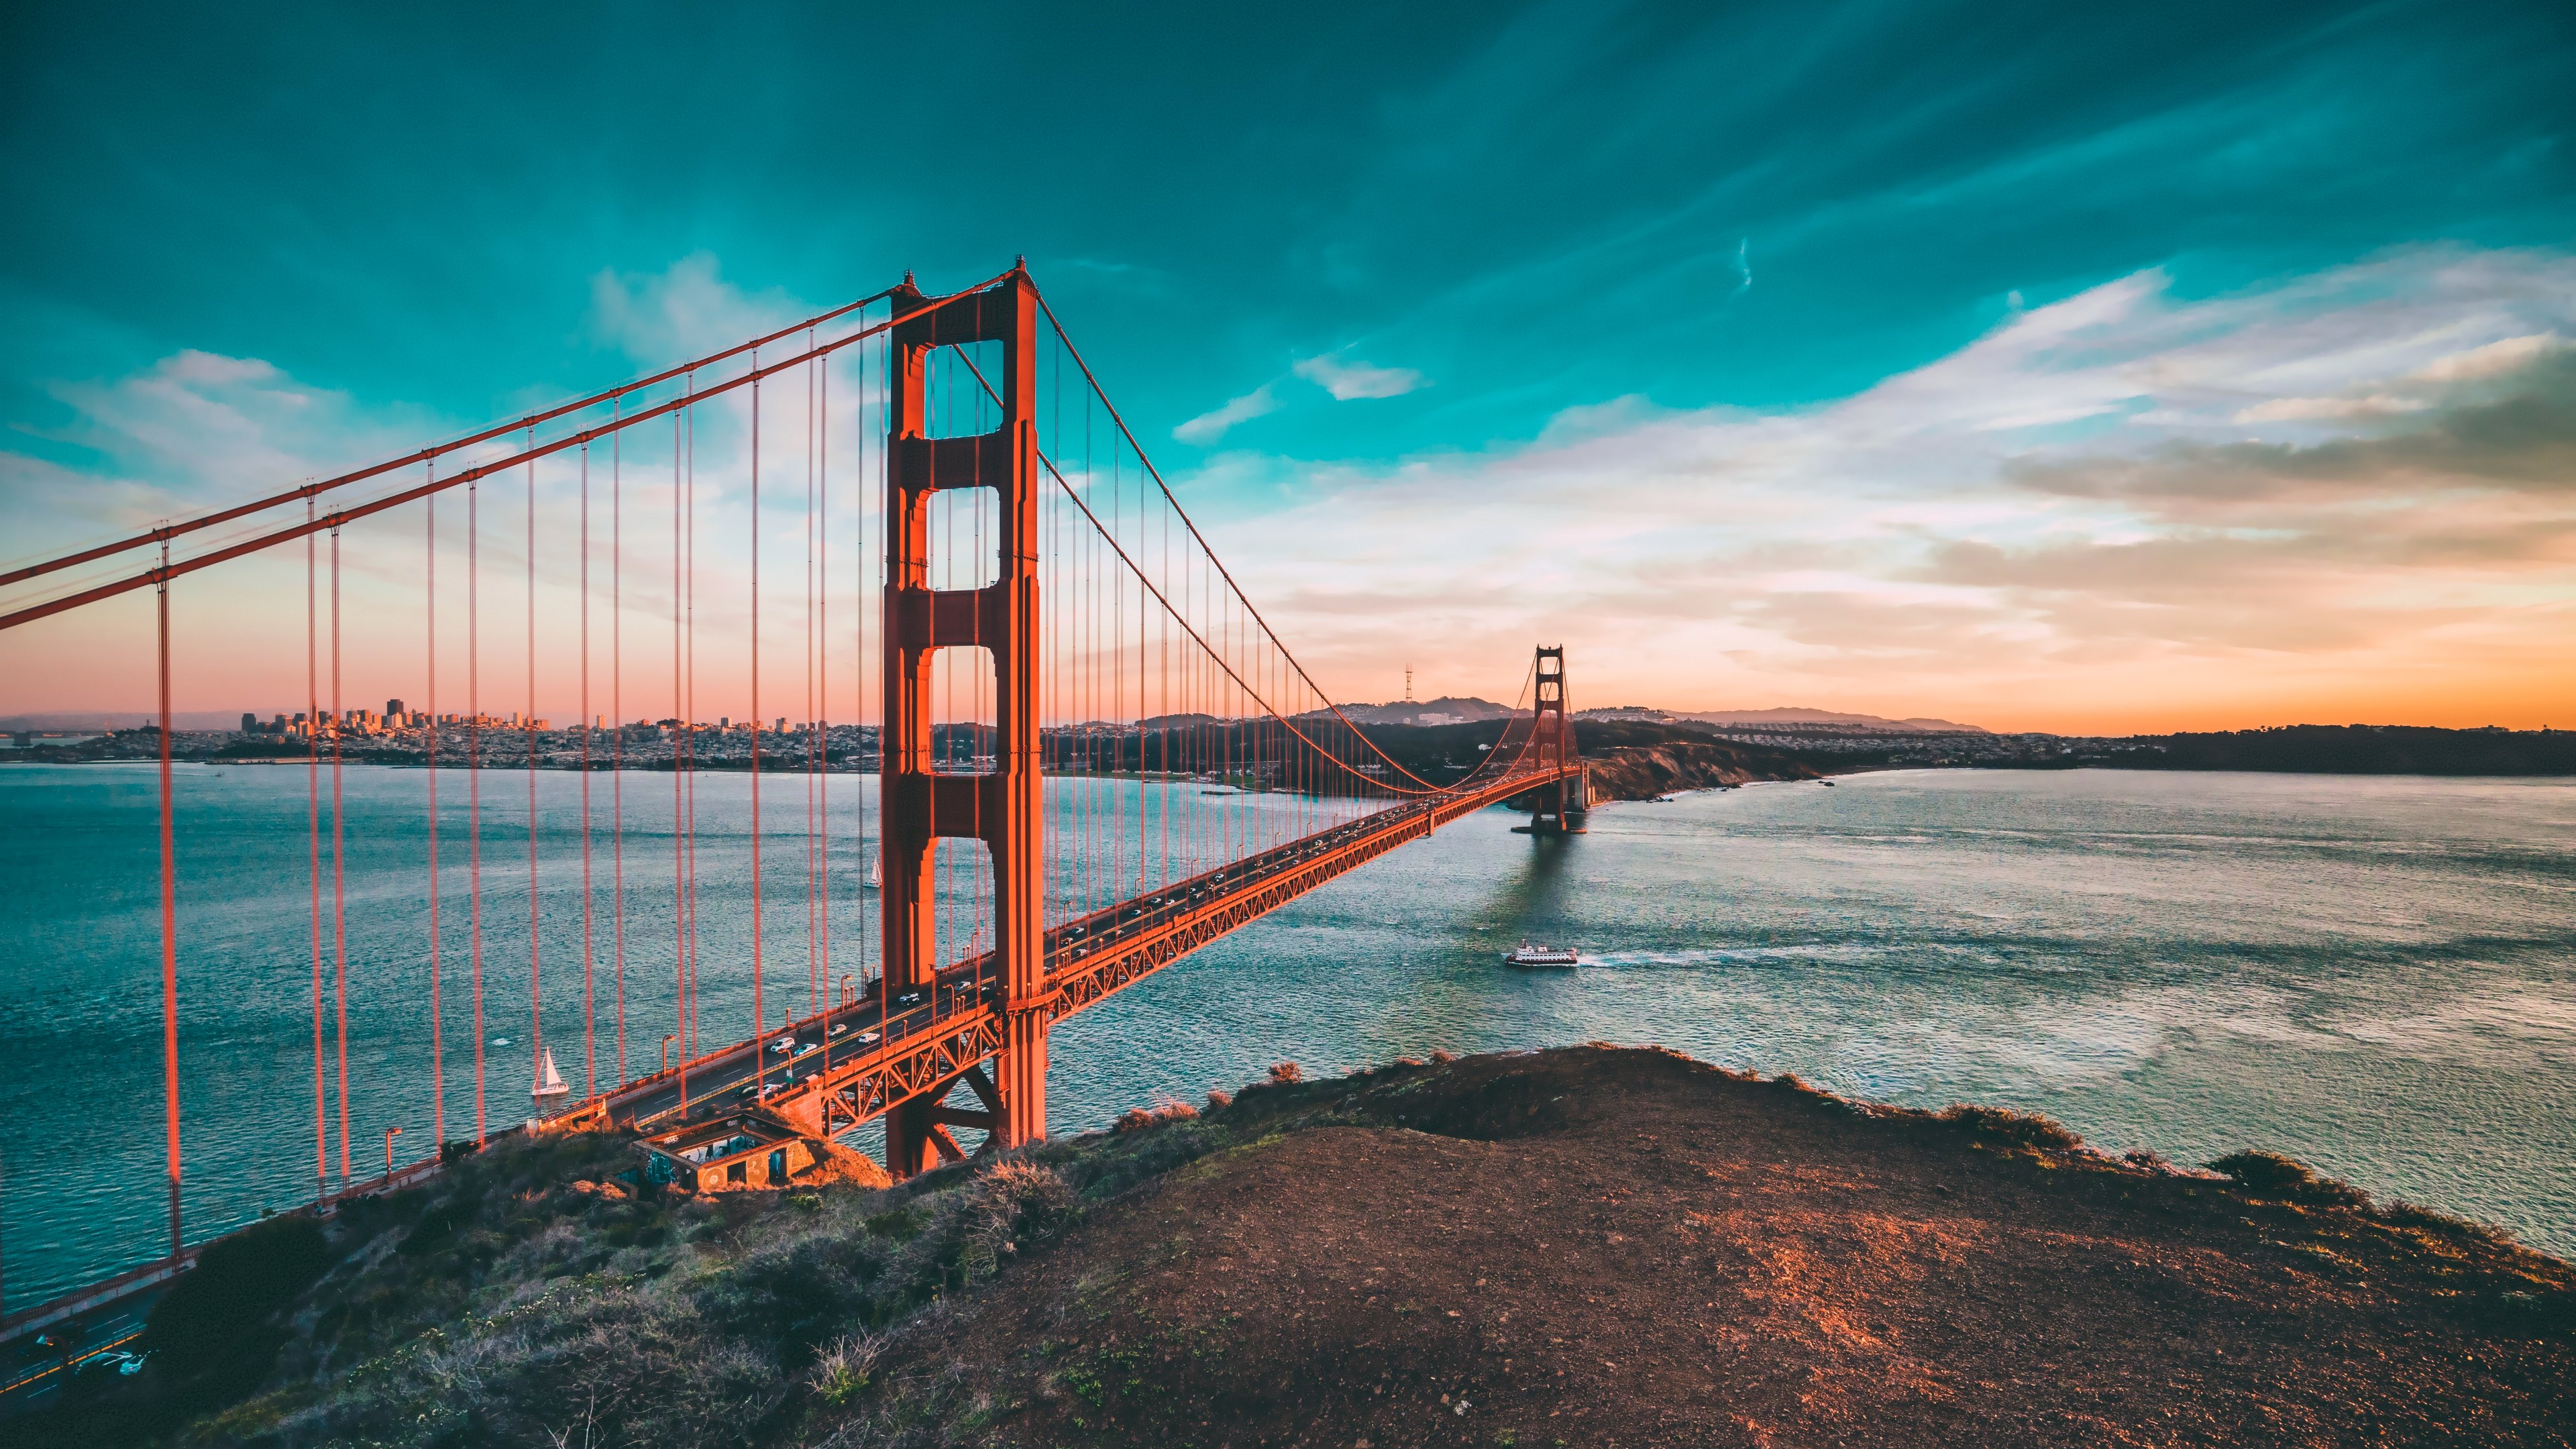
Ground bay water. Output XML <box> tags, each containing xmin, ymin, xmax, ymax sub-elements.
<box><xmin>1</xmin><ymin>763</ymin><xmax>2569</xmax><ymax>1309</ymax></box>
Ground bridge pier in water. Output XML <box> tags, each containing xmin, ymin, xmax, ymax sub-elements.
<box><xmin>1516</xmin><ymin>645</ymin><xmax>1589</xmax><ymax>835</ymax></box>
<box><xmin>881</xmin><ymin>267</ymin><xmax>1050</xmax><ymax>1177</ymax></box>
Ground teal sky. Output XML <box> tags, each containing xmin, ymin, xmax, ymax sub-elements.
<box><xmin>6</xmin><ymin>1</ymin><xmax>2575</xmax><ymax>728</ymax></box>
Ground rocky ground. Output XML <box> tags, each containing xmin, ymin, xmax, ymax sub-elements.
<box><xmin>17</xmin><ymin>1048</ymin><xmax>2570</xmax><ymax>1448</ymax></box>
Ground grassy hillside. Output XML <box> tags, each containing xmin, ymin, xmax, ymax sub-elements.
<box><xmin>21</xmin><ymin>1049</ymin><xmax>2571</xmax><ymax>1447</ymax></box>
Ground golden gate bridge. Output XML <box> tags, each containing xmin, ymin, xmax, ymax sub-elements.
<box><xmin>0</xmin><ymin>264</ymin><xmax>1585</xmax><ymax>1306</ymax></box>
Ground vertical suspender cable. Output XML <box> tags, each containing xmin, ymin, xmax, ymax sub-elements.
<box><xmin>816</xmin><ymin>335</ymin><xmax>829</xmax><ymax>1012</ymax></box>
<box><xmin>751</xmin><ymin>357</ymin><xmax>764</xmax><ymax>1044</ymax></box>
<box><xmin>685</xmin><ymin>388</ymin><xmax>699</xmax><ymax>1056</ymax></box>
<box><xmin>427</xmin><ymin>472</ymin><xmax>444</xmax><ymax>1146</ymax></box>
<box><xmin>612</xmin><ymin>400</ymin><xmax>627</xmax><ymax>1085</ymax></box>
<box><xmin>157</xmin><ymin>538</ymin><xmax>180</xmax><ymax>1259</ymax></box>
<box><xmin>470</xmin><ymin>476</ymin><xmax>486</xmax><ymax>1144</ymax></box>
<box><xmin>527</xmin><ymin>431</ymin><xmax>543</xmax><ymax>1103</ymax></box>
<box><xmin>672</xmin><ymin>396</ymin><xmax>688</xmax><ymax>1108</ymax></box>
<box><xmin>307</xmin><ymin>502</ymin><xmax>326</xmax><ymax>1193</ymax></box>
<box><xmin>331</xmin><ymin>525</ymin><xmax>350</xmax><ymax>1183</ymax></box>
<box><xmin>806</xmin><ymin>339</ymin><xmax>818</xmax><ymax>1014</ymax></box>
<box><xmin>581</xmin><ymin>440</ymin><xmax>596</xmax><ymax>1096</ymax></box>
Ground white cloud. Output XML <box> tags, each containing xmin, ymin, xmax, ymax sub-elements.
<box><xmin>1173</xmin><ymin>384</ymin><xmax>1281</xmax><ymax>443</ymax></box>
<box><xmin>2410</xmin><ymin>331</ymin><xmax>2562</xmax><ymax>384</ymax></box>
<box><xmin>588</xmin><ymin>253</ymin><xmax>804</xmax><ymax>362</ymax></box>
<box><xmin>1292</xmin><ymin>353</ymin><xmax>1428</xmax><ymax>401</ymax></box>
<box><xmin>2231</xmin><ymin>394</ymin><xmax>2425</xmax><ymax>423</ymax></box>
<box><xmin>13</xmin><ymin>246</ymin><xmax>2573</xmax><ymax>733</ymax></box>
<box><xmin>1183</xmin><ymin>246</ymin><xmax>2576</xmax><ymax>729</ymax></box>
<box><xmin>1</xmin><ymin>252</ymin><xmax>885</xmax><ymax>720</ymax></box>
<box><xmin>1173</xmin><ymin>350</ymin><xmax>1430</xmax><ymax>446</ymax></box>
<box><xmin>20</xmin><ymin>349</ymin><xmax>432</xmax><ymax>533</ymax></box>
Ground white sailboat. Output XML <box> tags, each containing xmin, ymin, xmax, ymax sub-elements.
<box><xmin>531</xmin><ymin>1049</ymin><xmax>570</xmax><ymax>1098</ymax></box>
<box><xmin>865</xmin><ymin>855</ymin><xmax>881</xmax><ymax>890</ymax></box>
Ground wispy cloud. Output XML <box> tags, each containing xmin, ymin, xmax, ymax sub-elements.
<box><xmin>13</xmin><ymin>350</ymin><xmax>435</xmax><ymax>537</ymax></box>
<box><xmin>1173</xmin><ymin>384</ymin><xmax>1281</xmax><ymax>443</ymax></box>
<box><xmin>588</xmin><ymin>253</ymin><xmax>804</xmax><ymax>362</ymax></box>
<box><xmin>1175</xmin><ymin>351</ymin><xmax>1429</xmax><ymax>445</ymax></box>
<box><xmin>1189</xmin><ymin>246</ymin><xmax>2576</xmax><ymax>729</ymax></box>
<box><xmin>1292</xmin><ymin>353</ymin><xmax>1428</xmax><ymax>401</ymax></box>
<box><xmin>13</xmin><ymin>247</ymin><xmax>2572</xmax><ymax>732</ymax></box>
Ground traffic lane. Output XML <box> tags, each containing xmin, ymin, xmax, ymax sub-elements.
<box><xmin>619</xmin><ymin>968</ymin><xmax>1003</xmax><ymax>1123</ymax></box>
<box><xmin>615</xmin><ymin>788</ymin><xmax>1534</xmax><ymax>1125</ymax></box>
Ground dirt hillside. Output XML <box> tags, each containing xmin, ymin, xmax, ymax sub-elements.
<box><xmin>24</xmin><ymin>1048</ymin><xmax>2569</xmax><ymax>1448</ymax></box>
<box><xmin>873</xmin><ymin>1048</ymin><xmax>2574</xmax><ymax>1448</ymax></box>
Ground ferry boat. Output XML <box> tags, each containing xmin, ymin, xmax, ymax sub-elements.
<box><xmin>1502</xmin><ymin>941</ymin><xmax>1580</xmax><ymax>968</ymax></box>
<box><xmin>531</xmin><ymin>1049</ymin><xmax>570</xmax><ymax>1099</ymax></box>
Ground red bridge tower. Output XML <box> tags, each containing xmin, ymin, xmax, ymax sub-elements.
<box><xmin>880</xmin><ymin>267</ymin><xmax>1049</xmax><ymax>1175</ymax></box>
<box><xmin>1522</xmin><ymin>645</ymin><xmax>1587</xmax><ymax>834</ymax></box>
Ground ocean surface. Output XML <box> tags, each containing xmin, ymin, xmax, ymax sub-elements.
<box><xmin>1</xmin><ymin>763</ymin><xmax>2571</xmax><ymax>1308</ymax></box>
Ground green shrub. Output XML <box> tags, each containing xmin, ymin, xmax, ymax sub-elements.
<box><xmin>866</xmin><ymin>1205</ymin><xmax>928</xmax><ymax>1240</ymax></box>
<box><xmin>142</xmin><ymin>1214</ymin><xmax>333</xmax><ymax>1398</ymax></box>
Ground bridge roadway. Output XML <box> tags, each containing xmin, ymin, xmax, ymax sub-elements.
<box><xmin>559</xmin><ymin>763</ymin><xmax>1578</xmax><ymax>1144</ymax></box>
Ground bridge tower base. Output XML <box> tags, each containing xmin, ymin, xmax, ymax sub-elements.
<box><xmin>880</xmin><ymin>266</ymin><xmax>1050</xmax><ymax>1178</ymax></box>
<box><xmin>1517</xmin><ymin>645</ymin><xmax>1587</xmax><ymax>834</ymax></box>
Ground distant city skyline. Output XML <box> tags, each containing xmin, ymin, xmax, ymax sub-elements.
<box><xmin>3</xmin><ymin>2</ymin><xmax>2571</xmax><ymax>731</ymax></box>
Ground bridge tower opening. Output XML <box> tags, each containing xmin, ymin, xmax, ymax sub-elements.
<box><xmin>881</xmin><ymin>266</ymin><xmax>1049</xmax><ymax>1176</ymax></box>
<box><xmin>1519</xmin><ymin>645</ymin><xmax>1587</xmax><ymax>835</ymax></box>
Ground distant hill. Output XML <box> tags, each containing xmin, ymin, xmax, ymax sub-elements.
<box><xmin>1320</xmin><ymin>696</ymin><xmax>1517</xmax><ymax>727</ymax></box>
<box><xmin>2087</xmin><ymin>724</ymin><xmax>2576</xmax><ymax>775</ymax></box>
<box><xmin>1578</xmin><ymin>705</ymin><xmax>1988</xmax><ymax>734</ymax></box>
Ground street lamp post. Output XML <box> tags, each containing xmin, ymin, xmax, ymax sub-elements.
<box><xmin>382</xmin><ymin>1126</ymin><xmax>404</xmax><ymax>1183</ymax></box>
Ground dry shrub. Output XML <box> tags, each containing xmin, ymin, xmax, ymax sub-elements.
<box><xmin>272</xmin><ymin>1279</ymin><xmax>789</xmax><ymax>1449</ymax></box>
<box><xmin>1114</xmin><ymin>1099</ymin><xmax>1199</xmax><ymax>1133</ymax></box>
<box><xmin>1429</xmin><ymin>1050</ymin><xmax>1456</xmax><ymax>1065</ymax></box>
<box><xmin>808</xmin><ymin>1330</ymin><xmax>885</xmax><ymax>1407</ymax></box>
<box><xmin>1205</xmin><ymin>1088</ymin><xmax>1234</xmax><ymax>1110</ymax></box>
<box><xmin>2208</xmin><ymin>1150</ymin><xmax>2371</xmax><ymax>1208</ymax></box>
<box><xmin>806</xmin><ymin>1138</ymin><xmax>896</xmax><ymax>1189</ymax></box>
<box><xmin>957</xmin><ymin>1161</ymin><xmax>1079</xmax><ymax>1281</ymax></box>
<box><xmin>1938</xmin><ymin>1104</ymin><xmax>2083</xmax><ymax>1151</ymax></box>
<box><xmin>1267</xmin><ymin>1061</ymin><xmax>1303</xmax><ymax>1085</ymax></box>
<box><xmin>2381</xmin><ymin>1199</ymin><xmax>2520</xmax><ymax>1245</ymax></box>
